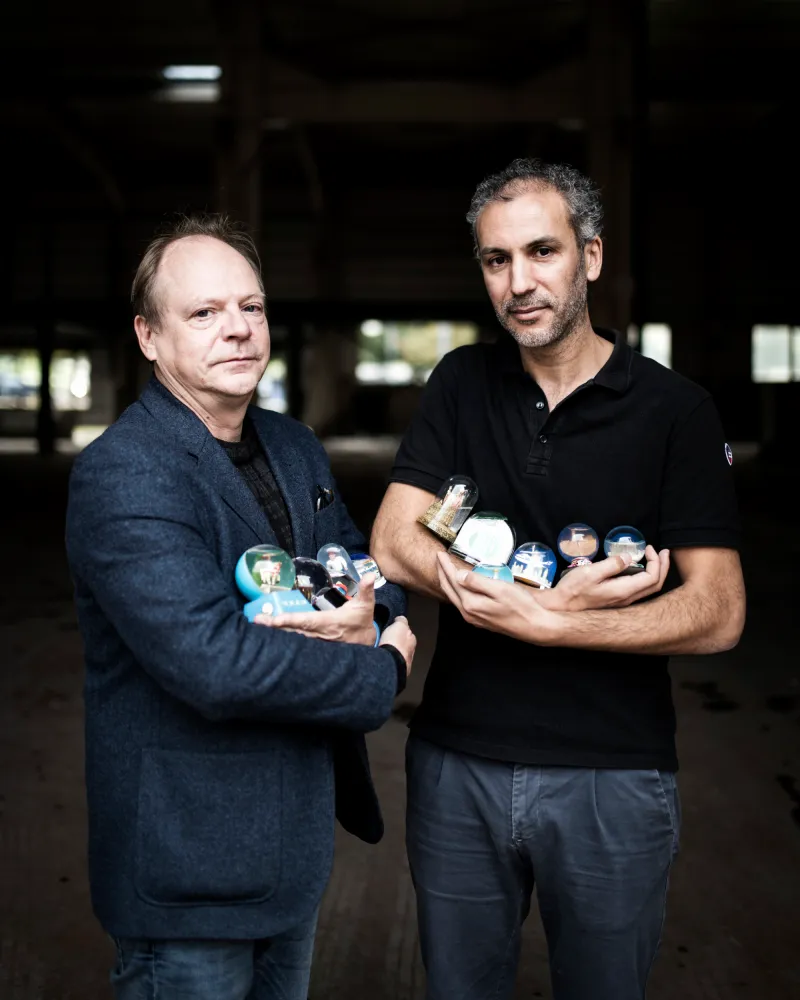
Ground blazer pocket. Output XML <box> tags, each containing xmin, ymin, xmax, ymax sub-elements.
<box><xmin>135</xmin><ymin>749</ymin><xmax>282</xmax><ymax>906</ymax></box>
<box><xmin>313</xmin><ymin>499</ymin><xmax>342</xmax><ymax>550</ymax></box>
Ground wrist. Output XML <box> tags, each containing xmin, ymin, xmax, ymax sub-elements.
<box><xmin>532</xmin><ymin>586</ymin><xmax>567</xmax><ymax>612</ymax></box>
<box><xmin>380</xmin><ymin>643</ymin><xmax>408</xmax><ymax>695</ymax></box>
<box><xmin>541</xmin><ymin>609</ymin><xmax>571</xmax><ymax>646</ymax></box>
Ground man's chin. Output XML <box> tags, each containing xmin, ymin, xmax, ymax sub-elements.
<box><xmin>503</xmin><ymin>320</ymin><xmax>558</xmax><ymax>348</ymax></box>
<box><xmin>212</xmin><ymin>371</ymin><xmax>264</xmax><ymax>400</ymax></box>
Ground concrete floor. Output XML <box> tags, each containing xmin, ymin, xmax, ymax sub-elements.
<box><xmin>0</xmin><ymin>448</ymin><xmax>798</xmax><ymax>1000</ymax></box>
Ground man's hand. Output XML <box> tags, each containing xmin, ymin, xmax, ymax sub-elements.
<box><xmin>255</xmin><ymin>573</ymin><xmax>378</xmax><ymax>646</ymax></box>
<box><xmin>379</xmin><ymin>615</ymin><xmax>417</xmax><ymax>676</ymax></box>
<box><xmin>436</xmin><ymin>552</ymin><xmax>559</xmax><ymax>645</ymax></box>
<box><xmin>542</xmin><ymin>545</ymin><xmax>670</xmax><ymax>612</ymax></box>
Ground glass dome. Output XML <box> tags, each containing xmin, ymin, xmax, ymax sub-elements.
<box><xmin>316</xmin><ymin>543</ymin><xmax>360</xmax><ymax>584</ymax></box>
<box><xmin>236</xmin><ymin>545</ymin><xmax>296</xmax><ymax>600</ymax></box>
<box><xmin>292</xmin><ymin>557</ymin><xmax>332</xmax><ymax>601</ymax></box>
<box><xmin>417</xmin><ymin>474</ymin><xmax>479</xmax><ymax>544</ymax></box>
<box><xmin>509</xmin><ymin>542</ymin><xmax>557</xmax><ymax>589</ymax></box>
<box><xmin>604</xmin><ymin>525</ymin><xmax>646</xmax><ymax>566</ymax></box>
<box><xmin>556</xmin><ymin>523</ymin><xmax>599</xmax><ymax>567</ymax></box>
<box><xmin>472</xmin><ymin>563</ymin><xmax>515</xmax><ymax>583</ymax></box>
<box><xmin>350</xmin><ymin>552</ymin><xmax>387</xmax><ymax>588</ymax></box>
<box><xmin>450</xmin><ymin>511</ymin><xmax>516</xmax><ymax>567</ymax></box>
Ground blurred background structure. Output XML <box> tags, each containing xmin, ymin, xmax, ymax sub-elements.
<box><xmin>1</xmin><ymin>0</ymin><xmax>798</xmax><ymax>451</ymax></box>
<box><xmin>1</xmin><ymin>2</ymin><xmax>799</xmax><ymax>998</ymax></box>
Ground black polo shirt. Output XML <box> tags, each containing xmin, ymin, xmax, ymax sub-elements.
<box><xmin>391</xmin><ymin>328</ymin><xmax>740</xmax><ymax>771</ymax></box>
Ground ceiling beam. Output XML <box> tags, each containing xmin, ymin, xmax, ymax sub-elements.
<box><xmin>259</xmin><ymin>59</ymin><xmax>584</xmax><ymax>124</ymax></box>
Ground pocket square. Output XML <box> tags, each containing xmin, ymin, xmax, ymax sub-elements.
<box><xmin>315</xmin><ymin>485</ymin><xmax>335</xmax><ymax>512</ymax></box>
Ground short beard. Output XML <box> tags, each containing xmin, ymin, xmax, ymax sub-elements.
<box><xmin>497</xmin><ymin>257</ymin><xmax>588</xmax><ymax>349</ymax></box>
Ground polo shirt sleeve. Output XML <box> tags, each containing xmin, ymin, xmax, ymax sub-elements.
<box><xmin>658</xmin><ymin>395</ymin><xmax>740</xmax><ymax>550</ymax></box>
<box><xmin>389</xmin><ymin>352</ymin><xmax>459</xmax><ymax>495</ymax></box>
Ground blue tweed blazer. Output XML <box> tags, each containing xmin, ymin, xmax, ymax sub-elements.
<box><xmin>65</xmin><ymin>376</ymin><xmax>406</xmax><ymax>940</ymax></box>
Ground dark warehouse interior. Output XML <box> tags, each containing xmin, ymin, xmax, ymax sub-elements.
<box><xmin>1</xmin><ymin>1</ymin><xmax>799</xmax><ymax>998</ymax></box>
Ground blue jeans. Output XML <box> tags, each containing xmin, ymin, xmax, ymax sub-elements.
<box><xmin>110</xmin><ymin>910</ymin><xmax>317</xmax><ymax>1000</ymax></box>
<box><xmin>406</xmin><ymin>737</ymin><xmax>681</xmax><ymax>1000</ymax></box>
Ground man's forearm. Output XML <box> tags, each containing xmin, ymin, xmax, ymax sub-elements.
<box><xmin>373</xmin><ymin>523</ymin><xmax>454</xmax><ymax>601</ymax></box>
<box><xmin>541</xmin><ymin>580</ymin><xmax>745</xmax><ymax>655</ymax></box>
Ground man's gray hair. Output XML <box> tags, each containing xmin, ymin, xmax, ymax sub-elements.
<box><xmin>131</xmin><ymin>213</ymin><xmax>263</xmax><ymax>327</ymax></box>
<box><xmin>466</xmin><ymin>158</ymin><xmax>603</xmax><ymax>255</ymax></box>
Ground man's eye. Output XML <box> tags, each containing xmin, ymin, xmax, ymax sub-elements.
<box><xmin>487</xmin><ymin>256</ymin><xmax>506</xmax><ymax>268</ymax></box>
<box><xmin>194</xmin><ymin>309</ymin><xmax>212</xmax><ymax>319</ymax></box>
<box><xmin>536</xmin><ymin>247</ymin><xmax>552</xmax><ymax>257</ymax></box>
<box><xmin>243</xmin><ymin>304</ymin><xmax>263</xmax><ymax>314</ymax></box>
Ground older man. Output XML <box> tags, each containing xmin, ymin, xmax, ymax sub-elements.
<box><xmin>371</xmin><ymin>158</ymin><xmax>745</xmax><ymax>1000</ymax></box>
<box><xmin>65</xmin><ymin>214</ymin><xmax>415</xmax><ymax>1000</ymax></box>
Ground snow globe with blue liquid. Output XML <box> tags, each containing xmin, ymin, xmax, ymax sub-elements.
<box><xmin>603</xmin><ymin>525</ymin><xmax>647</xmax><ymax>575</ymax></box>
<box><xmin>471</xmin><ymin>563</ymin><xmax>515</xmax><ymax>583</ymax></box>
<box><xmin>509</xmin><ymin>542</ymin><xmax>557</xmax><ymax>589</ymax></box>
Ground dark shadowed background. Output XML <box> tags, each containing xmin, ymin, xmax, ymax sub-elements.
<box><xmin>1</xmin><ymin>2</ymin><xmax>798</xmax><ymax>998</ymax></box>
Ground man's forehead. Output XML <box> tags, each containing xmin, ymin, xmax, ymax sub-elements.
<box><xmin>477</xmin><ymin>187</ymin><xmax>571</xmax><ymax>245</ymax></box>
<box><xmin>157</xmin><ymin>236</ymin><xmax>262</xmax><ymax>299</ymax></box>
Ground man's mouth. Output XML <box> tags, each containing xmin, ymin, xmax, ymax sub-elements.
<box><xmin>508</xmin><ymin>305</ymin><xmax>547</xmax><ymax>318</ymax></box>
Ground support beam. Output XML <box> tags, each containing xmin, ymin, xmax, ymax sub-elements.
<box><xmin>586</xmin><ymin>0</ymin><xmax>644</xmax><ymax>334</ymax></box>
<box><xmin>35</xmin><ymin>223</ymin><xmax>56</xmax><ymax>457</ymax></box>
<box><xmin>260</xmin><ymin>63</ymin><xmax>584</xmax><ymax>124</ymax></box>
<box><xmin>217</xmin><ymin>0</ymin><xmax>264</xmax><ymax>235</ymax></box>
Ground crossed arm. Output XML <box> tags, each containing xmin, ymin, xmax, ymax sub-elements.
<box><xmin>371</xmin><ymin>483</ymin><xmax>746</xmax><ymax>656</ymax></box>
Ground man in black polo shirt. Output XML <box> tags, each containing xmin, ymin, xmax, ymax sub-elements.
<box><xmin>371</xmin><ymin>158</ymin><xmax>745</xmax><ymax>1000</ymax></box>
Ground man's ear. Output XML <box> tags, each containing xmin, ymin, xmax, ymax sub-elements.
<box><xmin>134</xmin><ymin>316</ymin><xmax>158</xmax><ymax>361</ymax></box>
<box><xmin>584</xmin><ymin>237</ymin><xmax>603</xmax><ymax>283</ymax></box>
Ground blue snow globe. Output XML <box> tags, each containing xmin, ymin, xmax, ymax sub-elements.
<box><xmin>603</xmin><ymin>525</ymin><xmax>647</xmax><ymax>574</ymax></box>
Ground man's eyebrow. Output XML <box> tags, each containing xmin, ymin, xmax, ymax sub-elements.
<box><xmin>184</xmin><ymin>292</ymin><xmax>265</xmax><ymax>310</ymax></box>
<box><xmin>479</xmin><ymin>236</ymin><xmax>565</xmax><ymax>257</ymax></box>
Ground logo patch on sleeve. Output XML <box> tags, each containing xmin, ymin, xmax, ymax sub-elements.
<box><xmin>725</xmin><ymin>443</ymin><xmax>733</xmax><ymax>466</ymax></box>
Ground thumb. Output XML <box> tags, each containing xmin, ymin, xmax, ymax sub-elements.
<box><xmin>593</xmin><ymin>553</ymin><xmax>632</xmax><ymax>579</ymax></box>
<box><xmin>353</xmin><ymin>572</ymin><xmax>376</xmax><ymax>605</ymax></box>
<box><xmin>459</xmin><ymin>570</ymin><xmax>504</xmax><ymax>595</ymax></box>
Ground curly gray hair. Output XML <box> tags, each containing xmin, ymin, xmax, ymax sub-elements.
<box><xmin>466</xmin><ymin>158</ymin><xmax>603</xmax><ymax>256</ymax></box>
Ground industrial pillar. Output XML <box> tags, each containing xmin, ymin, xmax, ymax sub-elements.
<box><xmin>35</xmin><ymin>222</ymin><xmax>56</xmax><ymax>456</ymax></box>
<box><xmin>217</xmin><ymin>0</ymin><xmax>264</xmax><ymax>240</ymax></box>
<box><xmin>587</xmin><ymin>0</ymin><xmax>647</xmax><ymax>334</ymax></box>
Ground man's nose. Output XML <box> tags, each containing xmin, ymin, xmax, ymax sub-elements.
<box><xmin>222</xmin><ymin>306</ymin><xmax>251</xmax><ymax>338</ymax></box>
<box><xmin>509</xmin><ymin>255</ymin><xmax>536</xmax><ymax>298</ymax></box>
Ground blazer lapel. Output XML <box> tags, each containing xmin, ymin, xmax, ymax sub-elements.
<box><xmin>195</xmin><ymin>436</ymin><xmax>276</xmax><ymax>544</ymax></box>
<box><xmin>251</xmin><ymin>411</ymin><xmax>315</xmax><ymax>557</ymax></box>
<box><xmin>139</xmin><ymin>376</ymin><xmax>275</xmax><ymax>544</ymax></box>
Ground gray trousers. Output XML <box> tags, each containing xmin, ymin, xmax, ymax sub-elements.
<box><xmin>405</xmin><ymin>737</ymin><xmax>681</xmax><ymax>1000</ymax></box>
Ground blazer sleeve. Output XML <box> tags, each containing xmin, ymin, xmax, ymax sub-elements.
<box><xmin>65</xmin><ymin>440</ymin><xmax>398</xmax><ymax>730</ymax></box>
<box><xmin>304</xmin><ymin>429</ymin><xmax>407</xmax><ymax>628</ymax></box>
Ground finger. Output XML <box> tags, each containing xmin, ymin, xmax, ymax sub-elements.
<box><xmin>588</xmin><ymin>553</ymin><xmax>633</xmax><ymax>581</ymax></box>
<box><xmin>265</xmin><ymin>611</ymin><xmax>322</xmax><ymax>631</ymax></box>
<box><xmin>658</xmin><ymin>549</ymin><xmax>670</xmax><ymax>588</ymax></box>
<box><xmin>457</xmin><ymin>568</ymin><xmax>516</xmax><ymax>598</ymax></box>
<box><xmin>436</xmin><ymin>557</ymin><xmax>465</xmax><ymax>612</ymax></box>
<box><xmin>435</xmin><ymin>552</ymin><xmax>465</xmax><ymax>586</ymax></box>
<box><xmin>352</xmin><ymin>572</ymin><xmax>376</xmax><ymax>605</ymax></box>
<box><xmin>617</xmin><ymin>548</ymin><xmax>668</xmax><ymax>604</ymax></box>
<box><xmin>641</xmin><ymin>545</ymin><xmax>663</xmax><ymax>584</ymax></box>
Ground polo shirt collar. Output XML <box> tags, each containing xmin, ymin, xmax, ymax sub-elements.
<box><xmin>495</xmin><ymin>326</ymin><xmax>632</xmax><ymax>394</ymax></box>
